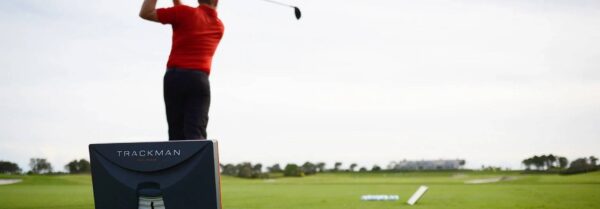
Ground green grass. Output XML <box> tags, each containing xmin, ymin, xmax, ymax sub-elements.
<box><xmin>1</xmin><ymin>171</ymin><xmax>599</xmax><ymax>209</ymax></box>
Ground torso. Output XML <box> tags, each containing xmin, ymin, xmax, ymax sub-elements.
<box><xmin>167</xmin><ymin>5</ymin><xmax>224</xmax><ymax>74</ymax></box>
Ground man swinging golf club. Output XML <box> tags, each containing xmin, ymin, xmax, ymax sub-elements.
<box><xmin>139</xmin><ymin>0</ymin><xmax>224</xmax><ymax>140</ymax></box>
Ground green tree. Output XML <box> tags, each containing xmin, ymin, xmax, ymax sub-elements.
<box><xmin>252</xmin><ymin>163</ymin><xmax>263</xmax><ymax>178</ymax></box>
<box><xmin>0</xmin><ymin>161</ymin><xmax>21</xmax><ymax>174</ymax></box>
<box><xmin>253</xmin><ymin>163</ymin><xmax>262</xmax><ymax>173</ymax></box>
<box><xmin>334</xmin><ymin>162</ymin><xmax>342</xmax><ymax>171</ymax></box>
<box><xmin>65</xmin><ymin>159</ymin><xmax>90</xmax><ymax>174</ymax></box>
<box><xmin>221</xmin><ymin>163</ymin><xmax>238</xmax><ymax>176</ymax></box>
<box><xmin>349</xmin><ymin>163</ymin><xmax>357</xmax><ymax>172</ymax></box>
<box><xmin>532</xmin><ymin>155</ymin><xmax>544</xmax><ymax>170</ymax></box>
<box><xmin>568</xmin><ymin>158</ymin><xmax>591</xmax><ymax>171</ymax></box>
<box><xmin>522</xmin><ymin>158</ymin><xmax>532</xmax><ymax>170</ymax></box>
<box><xmin>284</xmin><ymin>164</ymin><xmax>304</xmax><ymax>177</ymax></box>
<box><xmin>316</xmin><ymin>162</ymin><xmax>326</xmax><ymax>172</ymax></box>
<box><xmin>237</xmin><ymin>162</ymin><xmax>253</xmax><ymax>178</ymax></box>
<box><xmin>590</xmin><ymin>156</ymin><xmax>598</xmax><ymax>167</ymax></box>
<box><xmin>547</xmin><ymin>154</ymin><xmax>557</xmax><ymax>169</ymax></box>
<box><xmin>558</xmin><ymin>157</ymin><xmax>569</xmax><ymax>169</ymax></box>
<box><xmin>371</xmin><ymin>165</ymin><xmax>382</xmax><ymax>172</ymax></box>
<box><xmin>359</xmin><ymin>167</ymin><xmax>367</xmax><ymax>172</ymax></box>
<box><xmin>29</xmin><ymin>158</ymin><xmax>52</xmax><ymax>174</ymax></box>
<box><xmin>540</xmin><ymin>155</ymin><xmax>549</xmax><ymax>170</ymax></box>
<box><xmin>267</xmin><ymin>164</ymin><xmax>282</xmax><ymax>173</ymax></box>
<box><xmin>302</xmin><ymin>162</ymin><xmax>317</xmax><ymax>175</ymax></box>
<box><xmin>562</xmin><ymin>158</ymin><xmax>594</xmax><ymax>174</ymax></box>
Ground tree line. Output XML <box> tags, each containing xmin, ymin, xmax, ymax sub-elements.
<box><xmin>2</xmin><ymin>158</ymin><xmax>383</xmax><ymax>176</ymax></box>
<box><xmin>219</xmin><ymin>161</ymin><xmax>384</xmax><ymax>179</ymax></box>
<box><xmin>2</xmin><ymin>156</ymin><xmax>598</xmax><ymax>176</ymax></box>
<box><xmin>0</xmin><ymin>158</ymin><xmax>90</xmax><ymax>175</ymax></box>
<box><xmin>522</xmin><ymin>154</ymin><xmax>599</xmax><ymax>174</ymax></box>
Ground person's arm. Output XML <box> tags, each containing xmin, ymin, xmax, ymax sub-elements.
<box><xmin>140</xmin><ymin>0</ymin><xmax>183</xmax><ymax>23</ymax></box>
<box><xmin>139</xmin><ymin>0</ymin><xmax>159</xmax><ymax>22</ymax></box>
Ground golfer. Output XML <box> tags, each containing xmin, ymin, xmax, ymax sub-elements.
<box><xmin>139</xmin><ymin>0</ymin><xmax>224</xmax><ymax>140</ymax></box>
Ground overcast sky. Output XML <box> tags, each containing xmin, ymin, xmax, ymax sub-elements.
<box><xmin>1</xmin><ymin>0</ymin><xmax>599</xmax><ymax>171</ymax></box>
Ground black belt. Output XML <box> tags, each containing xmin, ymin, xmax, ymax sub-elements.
<box><xmin>167</xmin><ymin>67</ymin><xmax>208</xmax><ymax>75</ymax></box>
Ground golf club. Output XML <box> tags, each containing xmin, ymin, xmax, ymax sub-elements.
<box><xmin>260</xmin><ymin>0</ymin><xmax>302</xmax><ymax>20</ymax></box>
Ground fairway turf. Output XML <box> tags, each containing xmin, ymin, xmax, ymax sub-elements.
<box><xmin>1</xmin><ymin>172</ymin><xmax>599</xmax><ymax>209</ymax></box>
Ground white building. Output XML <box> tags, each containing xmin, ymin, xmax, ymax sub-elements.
<box><xmin>388</xmin><ymin>159</ymin><xmax>465</xmax><ymax>170</ymax></box>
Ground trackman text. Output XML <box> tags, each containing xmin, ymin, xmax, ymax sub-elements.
<box><xmin>116</xmin><ymin>149</ymin><xmax>181</xmax><ymax>157</ymax></box>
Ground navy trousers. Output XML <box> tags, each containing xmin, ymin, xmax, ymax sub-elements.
<box><xmin>163</xmin><ymin>68</ymin><xmax>210</xmax><ymax>140</ymax></box>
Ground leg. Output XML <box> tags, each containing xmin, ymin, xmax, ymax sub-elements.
<box><xmin>183</xmin><ymin>71</ymin><xmax>211</xmax><ymax>140</ymax></box>
<box><xmin>164</xmin><ymin>70</ymin><xmax>186</xmax><ymax>140</ymax></box>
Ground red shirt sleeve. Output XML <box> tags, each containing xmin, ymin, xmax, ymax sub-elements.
<box><xmin>156</xmin><ymin>6</ymin><xmax>184</xmax><ymax>25</ymax></box>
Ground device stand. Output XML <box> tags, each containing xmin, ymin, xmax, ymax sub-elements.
<box><xmin>137</xmin><ymin>182</ymin><xmax>165</xmax><ymax>209</ymax></box>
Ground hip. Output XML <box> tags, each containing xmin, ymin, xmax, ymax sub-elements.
<box><xmin>164</xmin><ymin>68</ymin><xmax>210</xmax><ymax>93</ymax></box>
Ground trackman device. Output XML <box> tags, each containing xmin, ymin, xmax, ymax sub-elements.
<box><xmin>89</xmin><ymin>140</ymin><xmax>221</xmax><ymax>209</ymax></box>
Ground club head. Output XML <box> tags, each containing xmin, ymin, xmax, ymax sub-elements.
<box><xmin>294</xmin><ymin>7</ymin><xmax>301</xmax><ymax>20</ymax></box>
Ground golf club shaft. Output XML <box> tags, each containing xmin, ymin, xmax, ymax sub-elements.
<box><xmin>260</xmin><ymin>0</ymin><xmax>295</xmax><ymax>8</ymax></box>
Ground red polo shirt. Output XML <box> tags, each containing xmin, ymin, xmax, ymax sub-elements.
<box><xmin>157</xmin><ymin>5</ymin><xmax>225</xmax><ymax>74</ymax></box>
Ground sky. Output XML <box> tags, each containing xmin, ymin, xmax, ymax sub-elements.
<box><xmin>0</xmin><ymin>0</ymin><xmax>599</xmax><ymax>172</ymax></box>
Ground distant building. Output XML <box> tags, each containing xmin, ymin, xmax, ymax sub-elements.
<box><xmin>388</xmin><ymin>159</ymin><xmax>465</xmax><ymax>171</ymax></box>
